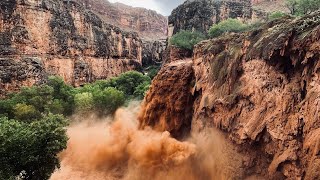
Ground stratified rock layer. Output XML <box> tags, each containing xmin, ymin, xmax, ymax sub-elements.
<box><xmin>0</xmin><ymin>0</ymin><xmax>143</xmax><ymax>95</ymax></box>
<box><xmin>168</xmin><ymin>0</ymin><xmax>252</xmax><ymax>36</ymax></box>
<box><xmin>140</xmin><ymin>12</ymin><xmax>320</xmax><ymax>179</ymax></box>
<box><xmin>75</xmin><ymin>0</ymin><xmax>168</xmax><ymax>40</ymax></box>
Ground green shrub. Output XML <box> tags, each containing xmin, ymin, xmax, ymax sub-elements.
<box><xmin>286</xmin><ymin>0</ymin><xmax>320</xmax><ymax>15</ymax></box>
<box><xmin>93</xmin><ymin>87</ymin><xmax>125</xmax><ymax>115</ymax></box>
<box><xmin>106</xmin><ymin>71</ymin><xmax>151</xmax><ymax>98</ymax></box>
<box><xmin>47</xmin><ymin>99</ymin><xmax>65</xmax><ymax>115</ymax></box>
<box><xmin>74</xmin><ymin>92</ymin><xmax>94</xmax><ymax>112</ymax></box>
<box><xmin>133</xmin><ymin>81</ymin><xmax>151</xmax><ymax>100</ymax></box>
<box><xmin>170</xmin><ymin>30</ymin><xmax>206</xmax><ymax>50</ymax></box>
<box><xmin>13</xmin><ymin>103</ymin><xmax>41</xmax><ymax>121</ymax></box>
<box><xmin>47</xmin><ymin>76</ymin><xmax>75</xmax><ymax>115</ymax></box>
<box><xmin>145</xmin><ymin>66</ymin><xmax>160</xmax><ymax>80</ymax></box>
<box><xmin>209</xmin><ymin>19</ymin><xmax>250</xmax><ymax>38</ymax></box>
<box><xmin>269</xmin><ymin>11</ymin><xmax>288</xmax><ymax>20</ymax></box>
<box><xmin>0</xmin><ymin>115</ymin><xmax>68</xmax><ymax>179</ymax></box>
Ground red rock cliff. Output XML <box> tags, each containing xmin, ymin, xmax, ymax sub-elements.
<box><xmin>75</xmin><ymin>0</ymin><xmax>168</xmax><ymax>40</ymax></box>
<box><xmin>140</xmin><ymin>11</ymin><xmax>320</xmax><ymax>179</ymax></box>
<box><xmin>0</xmin><ymin>0</ymin><xmax>143</xmax><ymax>95</ymax></box>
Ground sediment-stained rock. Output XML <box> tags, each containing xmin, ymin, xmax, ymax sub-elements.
<box><xmin>139</xmin><ymin>59</ymin><xmax>195</xmax><ymax>138</ymax></box>
<box><xmin>141</xmin><ymin>11</ymin><xmax>320</xmax><ymax>179</ymax></box>
<box><xmin>0</xmin><ymin>0</ymin><xmax>144</xmax><ymax>95</ymax></box>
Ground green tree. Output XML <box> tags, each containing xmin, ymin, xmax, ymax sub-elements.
<box><xmin>74</xmin><ymin>92</ymin><xmax>94</xmax><ymax>113</ymax></box>
<box><xmin>106</xmin><ymin>71</ymin><xmax>151</xmax><ymax>97</ymax></box>
<box><xmin>286</xmin><ymin>0</ymin><xmax>299</xmax><ymax>14</ymax></box>
<box><xmin>170</xmin><ymin>30</ymin><xmax>206</xmax><ymax>50</ymax></box>
<box><xmin>133</xmin><ymin>81</ymin><xmax>150</xmax><ymax>100</ymax></box>
<box><xmin>13</xmin><ymin>103</ymin><xmax>41</xmax><ymax>121</ymax></box>
<box><xmin>93</xmin><ymin>87</ymin><xmax>125</xmax><ymax>115</ymax></box>
<box><xmin>0</xmin><ymin>115</ymin><xmax>68</xmax><ymax>179</ymax></box>
<box><xmin>286</xmin><ymin>0</ymin><xmax>320</xmax><ymax>15</ymax></box>
<box><xmin>47</xmin><ymin>76</ymin><xmax>75</xmax><ymax>115</ymax></box>
<box><xmin>209</xmin><ymin>19</ymin><xmax>249</xmax><ymax>38</ymax></box>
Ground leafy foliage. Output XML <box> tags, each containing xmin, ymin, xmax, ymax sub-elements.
<box><xmin>268</xmin><ymin>11</ymin><xmax>288</xmax><ymax>20</ymax></box>
<box><xmin>93</xmin><ymin>87</ymin><xmax>125</xmax><ymax>115</ymax></box>
<box><xmin>47</xmin><ymin>76</ymin><xmax>75</xmax><ymax>115</ymax></box>
<box><xmin>209</xmin><ymin>19</ymin><xmax>250</xmax><ymax>38</ymax></box>
<box><xmin>0</xmin><ymin>71</ymin><xmax>151</xmax><ymax>179</ymax></box>
<box><xmin>106</xmin><ymin>71</ymin><xmax>151</xmax><ymax>97</ymax></box>
<box><xmin>13</xmin><ymin>103</ymin><xmax>41</xmax><ymax>121</ymax></box>
<box><xmin>170</xmin><ymin>30</ymin><xmax>206</xmax><ymax>50</ymax></box>
<box><xmin>0</xmin><ymin>115</ymin><xmax>68</xmax><ymax>180</ymax></box>
<box><xmin>145</xmin><ymin>65</ymin><xmax>160</xmax><ymax>80</ymax></box>
<box><xmin>133</xmin><ymin>81</ymin><xmax>151</xmax><ymax>99</ymax></box>
<box><xmin>74</xmin><ymin>92</ymin><xmax>94</xmax><ymax>113</ymax></box>
<box><xmin>286</xmin><ymin>0</ymin><xmax>320</xmax><ymax>15</ymax></box>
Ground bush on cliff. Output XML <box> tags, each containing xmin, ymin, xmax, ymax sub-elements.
<box><xmin>286</xmin><ymin>0</ymin><xmax>320</xmax><ymax>15</ymax></box>
<box><xmin>209</xmin><ymin>19</ymin><xmax>250</xmax><ymax>38</ymax></box>
<box><xmin>0</xmin><ymin>115</ymin><xmax>68</xmax><ymax>180</ymax></box>
<box><xmin>170</xmin><ymin>30</ymin><xmax>206</xmax><ymax>50</ymax></box>
<box><xmin>268</xmin><ymin>11</ymin><xmax>288</xmax><ymax>20</ymax></box>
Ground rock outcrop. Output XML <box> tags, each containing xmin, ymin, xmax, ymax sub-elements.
<box><xmin>142</xmin><ymin>40</ymin><xmax>166</xmax><ymax>67</ymax></box>
<box><xmin>140</xmin><ymin>11</ymin><xmax>320</xmax><ymax>179</ymax></box>
<box><xmin>75</xmin><ymin>0</ymin><xmax>168</xmax><ymax>40</ymax></box>
<box><xmin>168</xmin><ymin>0</ymin><xmax>252</xmax><ymax>36</ymax></box>
<box><xmin>0</xmin><ymin>0</ymin><xmax>143</xmax><ymax>95</ymax></box>
<box><xmin>139</xmin><ymin>59</ymin><xmax>195</xmax><ymax>138</ymax></box>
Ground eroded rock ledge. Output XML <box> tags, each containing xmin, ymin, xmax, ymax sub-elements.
<box><xmin>140</xmin><ymin>11</ymin><xmax>320</xmax><ymax>179</ymax></box>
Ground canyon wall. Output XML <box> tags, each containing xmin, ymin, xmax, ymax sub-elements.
<box><xmin>75</xmin><ymin>0</ymin><xmax>168</xmax><ymax>40</ymax></box>
<box><xmin>140</xmin><ymin>12</ymin><xmax>320</xmax><ymax>179</ymax></box>
<box><xmin>0</xmin><ymin>0</ymin><xmax>145</xmax><ymax>96</ymax></box>
<box><xmin>168</xmin><ymin>0</ymin><xmax>252</xmax><ymax>36</ymax></box>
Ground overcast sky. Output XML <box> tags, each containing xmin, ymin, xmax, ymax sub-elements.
<box><xmin>109</xmin><ymin>0</ymin><xmax>185</xmax><ymax>15</ymax></box>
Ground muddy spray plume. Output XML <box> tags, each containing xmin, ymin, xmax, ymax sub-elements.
<box><xmin>50</xmin><ymin>102</ymin><xmax>242</xmax><ymax>180</ymax></box>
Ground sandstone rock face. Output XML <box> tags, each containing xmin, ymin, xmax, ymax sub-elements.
<box><xmin>75</xmin><ymin>0</ymin><xmax>168</xmax><ymax>40</ymax></box>
<box><xmin>168</xmin><ymin>0</ymin><xmax>252</xmax><ymax>36</ymax></box>
<box><xmin>139</xmin><ymin>59</ymin><xmax>195</xmax><ymax>138</ymax></box>
<box><xmin>142</xmin><ymin>40</ymin><xmax>166</xmax><ymax>67</ymax></box>
<box><xmin>0</xmin><ymin>0</ymin><xmax>143</xmax><ymax>95</ymax></box>
<box><xmin>162</xmin><ymin>45</ymin><xmax>193</xmax><ymax>64</ymax></box>
<box><xmin>140</xmin><ymin>12</ymin><xmax>320</xmax><ymax>179</ymax></box>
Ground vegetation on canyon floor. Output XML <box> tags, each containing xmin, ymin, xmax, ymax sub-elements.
<box><xmin>0</xmin><ymin>71</ymin><xmax>151</xmax><ymax>179</ymax></box>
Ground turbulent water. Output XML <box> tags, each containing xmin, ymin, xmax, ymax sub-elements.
<box><xmin>50</xmin><ymin>102</ymin><xmax>242</xmax><ymax>180</ymax></box>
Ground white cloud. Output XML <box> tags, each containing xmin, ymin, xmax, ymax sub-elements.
<box><xmin>108</xmin><ymin>0</ymin><xmax>185</xmax><ymax>15</ymax></box>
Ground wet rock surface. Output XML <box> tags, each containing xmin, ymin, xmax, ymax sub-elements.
<box><xmin>139</xmin><ymin>59</ymin><xmax>195</xmax><ymax>138</ymax></box>
<box><xmin>141</xmin><ymin>12</ymin><xmax>320</xmax><ymax>179</ymax></box>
